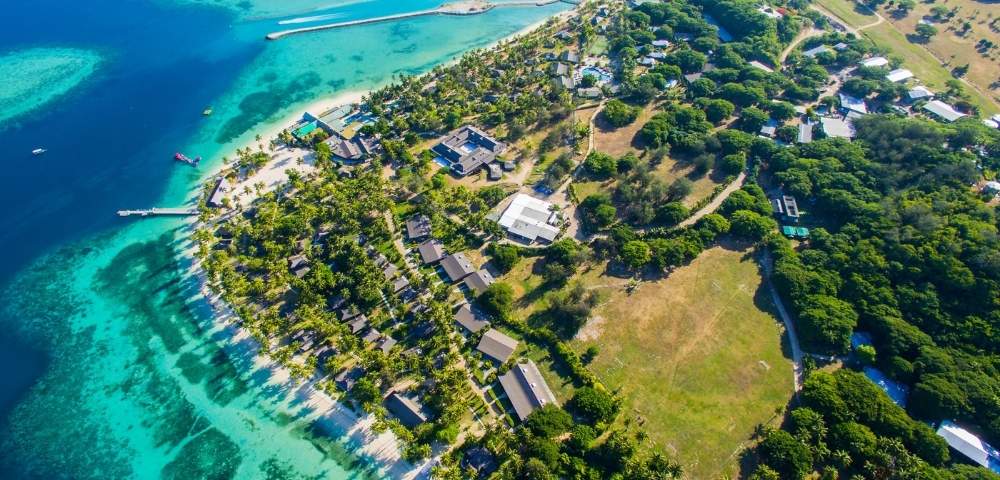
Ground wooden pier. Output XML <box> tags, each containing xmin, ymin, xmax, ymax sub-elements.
<box><xmin>265</xmin><ymin>1</ymin><xmax>501</xmax><ymax>40</ymax></box>
<box><xmin>117</xmin><ymin>208</ymin><xmax>199</xmax><ymax>217</ymax></box>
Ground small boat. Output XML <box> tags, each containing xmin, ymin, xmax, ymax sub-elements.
<box><xmin>202</xmin><ymin>106</ymin><xmax>213</xmax><ymax>116</ymax></box>
<box><xmin>32</xmin><ymin>148</ymin><xmax>47</xmax><ymax>155</ymax></box>
<box><xmin>174</xmin><ymin>152</ymin><xmax>201</xmax><ymax>166</ymax></box>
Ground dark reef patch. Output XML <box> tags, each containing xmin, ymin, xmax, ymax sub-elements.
<box><xmin>215</xmin><ymin>71</ymin><xmax>323</xmax><ymax>144</ymax></box>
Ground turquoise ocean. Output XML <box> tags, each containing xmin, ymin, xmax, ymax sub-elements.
<box><xmin>0</xmin><ymin>0</ymin><xmax>568</xmax><ymax>478</ymax></box>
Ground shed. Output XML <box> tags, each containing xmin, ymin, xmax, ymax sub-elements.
<box><xmin>477</xmin><ymin>328</ymin><xmax>518</xmax><ymax>363</ymax></box>
<box><xmin>797</xmin><ymin>123</ymin><xmax>813</xmax><ymax>143</ymax></box>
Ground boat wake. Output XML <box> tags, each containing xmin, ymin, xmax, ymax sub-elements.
<box><xmin>278</xmin><ymin>12</ymin><xmax>347</xmax><ymax>25</ymax></box>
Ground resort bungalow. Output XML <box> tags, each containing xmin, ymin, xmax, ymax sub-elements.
<box><xmin>405</xmin><ymin>214</ymin><xmax>432</xmax><ymax>240</ymax></box>
<box><xmin>652</xmin><ymin>39</ymin><xmax>671</xmax><ymax>48</ymax></box>
<box><xmin>378</xmin><ymin>336</ymin><xmax>398</xmax><ymax>353</ymax></box>
<box><xmin>432</xmin><ymin>125</ymin><xmax>506</xmax><ymax>177</ymax></box>
<box><xmin>440</xmin><ymin>252</ymin><xmax>476</xmax><ymax>282</ymax></box>
<box><xmin>455</xmin><ymin>303</ymin><xmax>490</xmax><ymax>334</ymax></box>
<box><xmin>385</xmin><ymin>392</ymin><xmax>429</xmax><ymax>428</ymax></box>
<box><xmin>498</xmin><ymin>193</ymin><xmax>561</xmax><ymax>244</ymax></box>
<box><xmin>550</xmin><ymin>62</ymin><xmax>569</xmax><ymax>76</ymax></box>
<box><xmin>348</xmin><ymin>316</ymin><xmax>369</xmax><ymax>334</ymax></box>
<box><xmin>923</xmin><ymin>100</ymin><xmax>966</xmax><ymax>123</ymax></box>
<box><xmin>417</xmin><ymin>239</ymin><xmax>445</xmax><ymax>264</ymax></box>
<box><xmin>392</xmin><ymin>276</ymin><xmax>410</xmax><ymax>294</ymax></box>
<box><xmin>885</xmin><ymin>68</ymin><xmax>914</xmax><ymax>83</ymax></box>
<box><xmin>362</xmin><ymin>328</ymin><xmax>382</xmax><ymax>344</ymax></box>
<box><xmin>936</xmin><ymin>421</ymin><xmax>1000</xmax><ymax>474</ymax></box>
<box><xmin>464</xmin><ymin>269</ymin><xmax>495</xmax><ymax>295</ymax></box>
<box><xmin>335</xmin><ymin>366</ymin><xmax>364</xmax><ymax>392</ymax></box>
<box><xmin>499</xmin><ymin>360</ymin><xmax>558</xmax><ymax>422</ymax></box>
<box><xmin>559</xmin><ymin>51</ymin><xmax>580</xmax><ymax>64</ymax></box>
<box><xmin>477</xmin><ymin>328</ymin><xmax>518</xmax><ymax>364</ymax></box>
<box><xmin>557</xmin><ymin>75</ymin><xmax>576</xmax><ymax>90</ymax></box>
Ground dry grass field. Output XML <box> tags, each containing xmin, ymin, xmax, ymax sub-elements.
<box><xmin>574</xmin><ymin>247</ymin><xmax>794</xmax><ymax>479</ymax></box>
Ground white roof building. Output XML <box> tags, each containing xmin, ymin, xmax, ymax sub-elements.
<box><xmin>839</xmin><ymin>93</ymin><xmax>868</xmax><ymax>114</ymax></box>
<box><xmin>498</xmin><ymin>194</ymin><xmax>561</xmax><ymax>243</ymax></box>
<box><xmin>820</xmin><ymin>117</ymin><xmax>855</xmax><ymax>139</ymax></box>
<box><xmin>937</xmin><ymin>421</ymin><xmax>1000</xmax><ymax>474</ymax></box>
<box><xmin>886</xmin><ymin>68</ymin><xmax>914</xmax><ymax>82</ymax></box>
<box><xmin>923</xmin><ymin>100</ymin><xmax>966</xmax><ymax>122</ymax></box>
<box><xmin>652</xmin><ymin>39</ymin><xmax>671</xmax><ymax>48</ymax></box>
<box><xmin>907</xmin><ymin>85</ymin><xmax>933</xmax><ymax>100</ymax></box>
<box><xmin>802</xmin><ymin>45</ymin><xmax>831</xmax><ymax>58</ymax></box>
<box><xmin>859</xmin><ymin>56</ymin><xmax>889</xmax><ymax>68</ymax></box>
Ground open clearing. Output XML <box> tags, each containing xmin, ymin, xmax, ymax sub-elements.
<box><xmin>814</xmin><ymin>0</ymin><xmax>999</xmax><ymax>114</ymax></box>
<box><xmin>574</xmin><ymin>247</ymin><xmax>794</xmax><ymax>479</ymax></box>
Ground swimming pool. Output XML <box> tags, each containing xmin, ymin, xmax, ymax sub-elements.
<box><xmin>579</xmin><ymin>66</ymin><xmax>613</xmax><ymax>85</ymax></box>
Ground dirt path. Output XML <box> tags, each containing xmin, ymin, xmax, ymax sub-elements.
<box><xmin>676</xmin><ymin>171</ymin><xmax>747</xmax><ymax>228</ymax></box>
<box><xmin>779</xmin><ymin>27</ymin><xmax>824</xmax><ymax>64</ymax></box>
<box><xmin>761</xmin><ymin>252</ymin><xmax>804</xmax><ymax>392</ymax></box>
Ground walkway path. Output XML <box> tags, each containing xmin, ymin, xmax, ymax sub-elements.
<box><xmin>761</xmin><ymin>252</ymin><xmax>804</xmax><ymax>392</ymax></box>
<box><xmin>779</xmin><ymin>27</ymin><xmax>823</xmax><ymax>65</ymax></box>
<box><xmin>676</xmin><ymin>171</ymin><xmax>747</xmax><ymax>228</ymax></box>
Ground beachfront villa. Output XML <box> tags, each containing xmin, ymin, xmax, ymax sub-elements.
<box><xmin>432</xmin><ymin>125</ymin><xmax>506</xmax><ymax>177</ymax></box>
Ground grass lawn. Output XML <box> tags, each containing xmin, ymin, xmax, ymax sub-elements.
<box><xmin>814</xmin><ymin>0</ymin><xmax>877</xmax><ymax>28</ymax></box>
<box><xmin>574</xmin><ymin>247</ymin><xmax>794</xmax><ymax>479</ymax></box>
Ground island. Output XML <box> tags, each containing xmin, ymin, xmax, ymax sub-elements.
<box><xmin>192</xmin><ymin>0</ymin><xmax>1000</xmax><ymax>478</ymax></box>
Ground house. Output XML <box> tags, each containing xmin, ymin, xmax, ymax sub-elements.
<box><xmin>382</xmin><ymin>263</ymin><xmax>398</xmax><ymax>279</ymax></box>
<box><xmin>820</xmin><ymin>116</ymin><xmax>855</xmax><ymax>139</ymax></box>
<box><xmin>325</xmin><ymin>137</ymin><xmax>365</xmax><ymax>163</ymax></box>
<box><xmin>288</xmin><ymin>254</ymin><xmax>310</xmax><ymax>278</ymax></box>
<box><xmin>499</xmin><ymin>360</ymin><xmax>558</xmax><ymax>421</ymax></box>
<box><xmin>392</xmin><ymin>276</ymin><xmax>410</xmax><ymax>293</ymax></box>
<box><xmin>405</xmin><ymin>214</ymin><xmax>432</xmax><ymax>240</ymax></box>
<box><xmin>554</xmin><ymin>29</ymin><xmax>573</xmax><ymax>41</ymax></box>
<box><xmin>385</xmin><ymin>392</ymin><xmax>429</xmax><ymax>427</ymax></box>
<box><xmin>550</xmin><ymin>62</ymin><xmax>569</xmax><ymax>76</ymax></box>
<box><xmin>936</xmin><ymin>421</ymin><xmax>1000</xmax><ymax>474</ymax></box>
<box><xmin>923</xmin><ymin>100</ymin><xmax>966</xmax><ymax>122</ymax></box>
<box><xmin>335</xmin><ymin>366</ymin><xmax>364</xmax><ymax>391</ymax></box>
<box><xmin>759</xmin><ymin>119</ymin><xmax>779</xmax><ymax>137</ymax></box>
<box><xmin>782</xmin><ymin>195</ymin><xmax>800</xmax><ymax>222</ymax></box>
<box><xmin>859</xmin><ymin>56</ymin><xmax>889</xmax><ymax>68</ymax></box>
<box><xmin>683</xmin><ymin>72</ymin><xmax>703</xmax><ymax>84</ymax></box>
<box><xmin>749</xmin><ymin>61</ymin><xmax>774</xmax><ymax>73</ymax></box>
<box><xmin>802</xmin><ymin>45</ymin><xmax>831</xmax><ymax>58</ymax></box>
<box><xmin>440</xmin><ymin>252</ymin><xmax>476</xmax><ymax>282</ymax></box>
<box><xmin>455</xmin><ymin>303</ymin><xmax>490</xmax><ymax>334</ymax></box>
<box><xmin>652</xmin><ymin>39</ymin><xmax>671</xmax><ymax>48</ymax></box>
<box><xmin>559</xmin><ymin>51</ymin><xmax>580</xmax><ymax>64</ymax></box>
<box><xmin>417</xmin><ymin>239</ymin><xmax>445</xmax><ymax>264</ymax></box>
<box><xmin>907</xmin><ymin>85</ymin><xmax>933</xmax><ymax>101</ymax></box>
<box><xmin>982</xmin><ymin>181</ymin><xmax>1000</xmax><ymax>196</ymax></box>
<box><xmin>557</xmin><ymin>75</ymin><xmax>576</xmax><ymax>90</ymax></box>
<box><xmin>797</xmin><ymin>123</ymin><xmax>814</xmax><ymax>144</ymax></box>
<box><xmin>885</xmin><ymin>68</ymin><xmax>914</xmax><ymax>83</ymax></box>
<box><xmin>498</xmin><ymin>193</ymin><xmax>561</xmax><ymax>243</ymax></box>
<box><xmin>432</xmin><ymin>125</ymin><xmax>507</xmax><ymax>177</ymax></box>
<box><xmin>462</xmin><ymin>447</ymin><xmax>498</xmax><ymax>478</ymax></box>
<box><xmin>638</xmin><ymin>57</ymin><xmax>656</xmax><ymax>67</ymax></box>
<box><xmin>838</xmin><ymin>93</ymin><xmax>868</xmax><ymax>115</ymax></box>
<box><xmin>464</xmin><ymin>269</ymin><xmax>495</xmax><ymax>295</ymax></box>
<box><xmin>477</xmin><ymin>328</ymin><xmax>518</xmax><ymax>363</ymax></box>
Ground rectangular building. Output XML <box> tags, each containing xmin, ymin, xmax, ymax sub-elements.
<box><xmin>499</xmin><ymin>360</ymin><xmax>558</xmax><ymax>421</ymax></box>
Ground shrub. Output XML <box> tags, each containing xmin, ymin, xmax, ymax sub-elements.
<box><xmin>602</xmin><ymin>100</ymin><xmax>641</xmax><ymax>128</ymax></box>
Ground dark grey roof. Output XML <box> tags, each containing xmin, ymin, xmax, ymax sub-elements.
<box><xmin>432</xmin><ymin>125</ymin><xmax>506</xmax><ymax>177</ymax></box>
<box><xmin>477</xmin><ymin>328</ymin><xmax>518</xmax><ymax>363</ymax></box>
<box><xmin>559</xmin><ymin>51</ymin><xmax>580</xmax><ymax>63</ymax></box>
<box><xmin>499</xmin><ymin>360</ymin><xmax>558</xmax><ymax>421</ymax></box>
<box><xmin>455</xmin><ymin>304</ymin><xmax>490</xmax><ymax>334</ymax></box>
<box><xmin>464</xmin><ymin>269</ymin><xmax>495</xmax><ymax>295</ymax></box>
<box><xmin>335</xmin><ymin>366</ymin><xmax>363</xmax><ymax>391</ymax></box>
<box><xmin>417</xmin><ymin>239</ymin><xmax>445</xmax><ymax>264</ymax></box>
<box><xmin>362</xmin><ymin>328</ymin><xmax>382</xmax><ymax>344</ymax></box>
<box><xmin>383</xmin><ymin>263</ymin><xmax>399</xmax><ymax>279</ymax></box>
<box><xmin>385</xmin><ymin>392</ymin><xmax>428</xmax><ymax>427</ymax></box>
<box><xmin>379</xmin><ymin>336</ymin><xmax>397</xmax><ymax>353</ymax></box>
<box><xmin>462</xmin><ymin>447</ymin><xmax>497</xmax><ymax>476</ymax></box>
<box><xmin>392</xmin><ymin>276</ymin><xmax>410</xmax><ymax>293</ymax></box>
<box><xmin>348</xmin><ymin>315</ymin><xmax>369</xmax><ymax>333</ymax></box>
<box><xmin>405</xmin><ymin>214</ymin><xmax>432</xmax><ymax>239</ymax></box>
<box><xmin>441</xmin><ymin>252</ymin><xmax>476</xmax><ymax>282</ymax></box>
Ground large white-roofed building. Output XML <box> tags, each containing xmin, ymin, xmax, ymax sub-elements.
<box><xmin>923</xmin><ymin>100</ymin><xmax>967</xmax><ymax>122</ymax></box>
<box><xmin>498</xmin><ymin>194</ymin><xmax>561</xmax><ymax>243</ymax></box>
<box><xmin>936</xmin><ymin>421</ymin><xmax>1000</xmax><ymax>474</ymax></box>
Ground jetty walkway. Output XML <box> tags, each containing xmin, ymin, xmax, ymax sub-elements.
<box><xmin>117</xmin><ymin>208</ymin><xmax>199</xmax><ymax>217</ymax></box>
<box><xmin>265</xmin><ymin>0</ymin><xmax>576</xmax><ymax>40</ymax></box>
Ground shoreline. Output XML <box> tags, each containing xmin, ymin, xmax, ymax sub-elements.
<box><xmin>180</xmin><ymin>5</ymin><xmax>577</xmax><ymax>477</ymax></box>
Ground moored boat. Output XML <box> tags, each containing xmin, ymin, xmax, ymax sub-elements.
<box><xmin>32</xmin><ymin>148</ymin><xmax>47</xmax><ymax>155</ymax></box>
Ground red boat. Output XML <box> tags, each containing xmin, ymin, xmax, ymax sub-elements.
<box><xmin>174</xmin><ymin>152</ymin><xmax>201</xmax><ymax>166</ymax></box>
